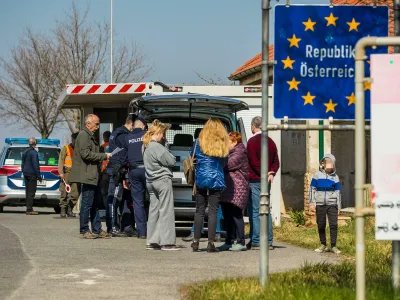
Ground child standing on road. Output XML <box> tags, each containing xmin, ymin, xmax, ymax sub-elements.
<box><xmin>309</xmin><ymin>153</ymin><xmax>342</xmax><ymax>254</ymax></box>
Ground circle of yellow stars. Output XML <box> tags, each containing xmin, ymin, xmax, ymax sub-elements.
<box><xmin>282</xmin><ymin>11</ymin><xmax>370</xmax><ymax>114</ymax></box>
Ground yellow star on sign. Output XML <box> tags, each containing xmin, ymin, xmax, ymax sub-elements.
<box><xmin>287</xmin><ymin>78</ymin><xmax>301</xmax><ymax>91</ymax></box>
<box><xmin>302</xmin><ymin>92</ymin><xmax>316</xmax><ymax>105</ymax></box>
<box><xmin>324</xmin><ymin>99</ymin><xmax>338</xmax><ymax>113</ymax></box>
<box><xmin>347</xmin><ymin>18</ymin><xmax>360</xmax><ymax>32</ymax></box>
<box><xmin>364</xmin><ymin>81</ymin><xmax>371</xmax><ymax>91</ymax></box>
<box><xmin>303</xmin><ymin>18</ymin><xmax>317</xmax><ymax>31</ymax></box>
<box><xmin>346</xmin><ymin>93</ymin><xmax>356</xmax><ymax>106</ymax></box>
<box><xmin>287</xmin><ymin>34</ymin><xmax>302</xmax><ymax>48</ymax></box>
<box><xmin>325</xmin><ymin>13</ymin><xmax>338</xmax><ymax>26</ymax></box>
<box><xmin>281</xmin><ymin>56</ymin><xmax>295</xmax><ymax>69</ymax></box>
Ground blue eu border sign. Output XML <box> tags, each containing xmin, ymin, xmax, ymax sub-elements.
<box><xmin>273</xmin><ymin>5</ymin><xmax>388</xmax><ymax>120</ymax></box>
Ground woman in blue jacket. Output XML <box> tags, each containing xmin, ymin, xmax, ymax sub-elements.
<box><xmin>191</xmin><ymin>119</ymin><xmax>229</xmax><ymax>253</ymax></box>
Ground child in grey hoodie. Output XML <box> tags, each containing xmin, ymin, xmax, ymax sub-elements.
<box><xmin>310</xmin><ymin>154</ymin><xmax>341</xmax><ymax>254</ymax></box>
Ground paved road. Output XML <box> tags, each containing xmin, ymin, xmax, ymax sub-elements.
<box><xmin>0</xmin><ymin>207</ymin><xmax>338</xmax><ymax>300</ymax></box>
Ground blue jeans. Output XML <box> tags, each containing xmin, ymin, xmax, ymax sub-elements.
<box><xmin>79</xmin><ymin>184</ymin><xmax>103</xmax><ymax>234</ymax></box>
<box><xmin>248</xmin><ymin>182</ymin><xmax>273</xmax><ymax>246</ymax></box>
<box><xmin>191</xmin><ymin>204</ymin><xmax>223</xmax><ymax>233</ymax></box>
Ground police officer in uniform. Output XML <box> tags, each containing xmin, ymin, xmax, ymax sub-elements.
<box><xmin>106</xmin><ymin>116</ymin><xmax>134</xmax><ymax>236</ymax></box>
<box><xmin>125</xmin><ymin>116</ymin><xmax>147</xmax><ymax>239</ymax></box>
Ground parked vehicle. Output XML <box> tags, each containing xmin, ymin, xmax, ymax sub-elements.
<box><xmin>130</xmin><ymin>94</ymin><xmax>248</xmax><ymax>227</ymax></box>
<box><xmin>0</xmin><ymin>138</ymin><xmax>61</xmax><ymax>213</ymax></box>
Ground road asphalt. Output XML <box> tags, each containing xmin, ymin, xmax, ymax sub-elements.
<box><xmin>0</xmin><ymin>207</ymin><xmax>339</xmax><ymax>300</ymax></box>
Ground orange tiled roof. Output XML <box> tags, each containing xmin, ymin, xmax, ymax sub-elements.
<box><xmin>229</xmin><ymin>0</ymin><xmax>394</xmax><ymax>80</ymax></box>
<box><xmin>229</xmin><ymin>46</ymin><xmax>273</xmax><ymax>80</ymax></box>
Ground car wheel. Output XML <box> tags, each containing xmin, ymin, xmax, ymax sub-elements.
<box><xmin>53</xmin><ymin>206</ymin><xmax>61</xmax><ymax>214</ymax></box>
<box><xmin>0</xmin><ymin>205</ymin><xmax>3</xmax><ymax>213</ymax></box>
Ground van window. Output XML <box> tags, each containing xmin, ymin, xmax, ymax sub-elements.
<box><xmin>165</xmin><ymin>124</ymin><xmax>204</xmax><ymax>147</ymax></box>
<box><xmin>3</xmin><ymin>147</ymin><xmax>60</xmax><ymax>166</ymax></box>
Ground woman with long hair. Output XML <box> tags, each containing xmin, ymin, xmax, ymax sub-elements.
<box><xmin>191</xmin><ymin>118</ymin><xmax>229</xmax><ymax>253</ymax></box>
<box><xmin>219</xmin><ymin>132</ymin><xmax>249</xmax><ymax>251</ymax></box>
<box><xmin>143</xmin><ymin>120</ymin><xmax>179</xmax><ymax>251</ymax></box>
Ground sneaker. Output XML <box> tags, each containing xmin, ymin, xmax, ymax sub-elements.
<box><xmin>250</xmin><ymin>243</ymin><xmax>260</xmax><ymax>250</ymax></box>
<box><xmin>218</xmin><ymin>243</ymin><xmax>233</xmax><ymax>251</ymax></box>
<box><xmin>315</xmin><ymin>245</ymin><xmax>328</xmax><ymax>253</ymax></box>
<box><xmin>161</xmin><ymin>245</ymin><xmax>181</xmax><ymax>251</ymax></box>
<box><xmin>331</xmin><ymin>247</ymin><xmax>342</xmax><ymax>254</ymax></box>
<box><xmin>269</xmin><ymin>245</ymin><xmax>274</xmax><ymax>250</ymax></box>
<box><xmin>80</xmin><ymin>231</ymin><xmax>98</xmax><ymax>239</ymax></box>
<box><xmin>182</xmin><ymin>232</ymin><xmax>194</xmax><ymax>242</ymax></box>
<box><xmin>146</xmin><ymin>243</ymin><xmax>161</xmax><ymax>250</ymax></box>
<box><xmin>97</xmin><ymin>231</ymin><xmax>112</xmax><ymax>239</ymax></box>
<box><xmin>229</xmin><ymin>243</ymin><xmax>247</xmax><ymax>252</ymax></box>
<box><xmin>26</xmin><ymin>211</ymin><xmax>39</xmax><ymax>215</ymax></box>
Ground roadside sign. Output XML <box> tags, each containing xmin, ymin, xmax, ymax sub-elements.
<box><xmin>273</xmin><ymin>5</ymin><xmax>388</xmax><ymax>120</ymax></box>
<box><xmin>371</xmin><ymin>54</ymin><xmax>400</xmax><ymax>240</ymax></box>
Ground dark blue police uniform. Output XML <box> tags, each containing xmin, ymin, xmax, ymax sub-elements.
<box><xmin>125</xmin><ymin>128</ymin><xmax>147</xmax><ymax>237</ymax></box>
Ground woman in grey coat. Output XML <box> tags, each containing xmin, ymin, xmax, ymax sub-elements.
<box><xmin>143</xmin><ymin>120</ymin><xmax>179</xmax><ymax>251</ymax></box>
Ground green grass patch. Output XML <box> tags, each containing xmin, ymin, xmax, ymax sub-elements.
<box><xmin>182</xmin><ymin>217</ymin><xmax>397</xmax><ymax>300</ymax></box>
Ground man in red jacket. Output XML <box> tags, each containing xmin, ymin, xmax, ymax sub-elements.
<box><xmin>247</xmin><ymin>116</ymin><xmax>280</xmax><ymax>250</ymax></box>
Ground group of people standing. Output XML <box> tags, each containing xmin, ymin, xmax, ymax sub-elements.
<box><xmin>55</xmin><ymin>113</ymin><xmax>281</xmax><ymax>253</ymax></box>
<box><xmin>189</xmin><ymin>117</ymin><xmax>280</xmax><ymax>252</ymax></box>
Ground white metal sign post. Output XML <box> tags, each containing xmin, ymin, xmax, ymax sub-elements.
<box><xmin>372</xmin><ymin>54</ymin><xmax>400</xmax><ymax>241</ymax></box>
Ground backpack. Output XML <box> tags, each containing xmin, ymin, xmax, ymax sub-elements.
<box><xmin>183</xmin><ymin>140</ymin><xmax>198</xmax><ymax>187</ymax></box>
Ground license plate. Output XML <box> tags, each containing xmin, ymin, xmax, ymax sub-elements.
<box><xmin>37</xmin><ymin>180</ymin><xmax>46</xmax><ymax>186</ymax></box>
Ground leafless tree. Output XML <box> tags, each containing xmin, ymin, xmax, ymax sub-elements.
<box><xmin>0</xmin><ymin>2</ymin><xmax>153</xmax><ymax>138</ymax></box>
<box><xmin>194</xmin><ymin>71</ymin><xmax>235</xmax><ymax>85</ymax></box>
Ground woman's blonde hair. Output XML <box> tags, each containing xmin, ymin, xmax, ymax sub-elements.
<box><xmin>143</xmin><ymin>119</ymin><xmax>169</xmax><ymax>147</ymax></box>
<box><xmin>198</xmin><ymin>118</ymin><xmax>229</xmax><ymax>158</ymax></box>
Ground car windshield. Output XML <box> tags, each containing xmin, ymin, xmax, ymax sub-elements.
<box><xmin>3</xmin><ymin>147</ymin><xmax>60</xmax><ymax>166</ymax></box>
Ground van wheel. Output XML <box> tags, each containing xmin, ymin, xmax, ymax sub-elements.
<box><xmin>0</xmin><ymin>205</ymin><xmax>3</xmax><ymax>213</ymax></box>
<box><xmin>53</xmin><ymin>206</ymin><xmax>61</xmax><ymax>214</ymax></box>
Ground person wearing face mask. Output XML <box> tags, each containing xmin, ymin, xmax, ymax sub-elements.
<box><xmin>309</xmin><ymin>153</ymin><xmax>342</xmax><ymax>254</ymax></box>
<box><xmin>143</xmin><ymin>120</ymin><xmax>179</xmax><ymax>251</ymax></box>
<box><xmin>21</xmin><ymin>137</ymin><xmax>42</xmax><ymax>215</ymax></box>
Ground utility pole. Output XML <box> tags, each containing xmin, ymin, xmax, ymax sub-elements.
<box><xmin>110</xmin><ymin>0</ymin><xmax>114</xmax><ymax>83</ymax></box>
<box><xmin>392</xmin><ymin>0</ymin><xmax>400</xmax><ymax>291</ymax></box>
<box><xmin>260</xmin><ymin>0</ymin><xmax>271</xmax><ymax>287</ymax></box>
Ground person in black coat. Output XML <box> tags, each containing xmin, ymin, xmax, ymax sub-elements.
<box><xmin>21</xmin><ymin>138</ymin><xmax>42</xmax><ymax>215</ymax></box>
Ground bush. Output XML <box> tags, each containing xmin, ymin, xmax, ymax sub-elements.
<box><xmin>289</xmin><ymin>209</ymin><xmax>306</xmax><ymax>226</ymax></box>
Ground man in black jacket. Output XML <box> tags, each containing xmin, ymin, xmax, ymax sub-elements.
<box><xmin>21</xmin><ymin>138</ymin><xmax>42</xmax><ymax>215</ymax></box>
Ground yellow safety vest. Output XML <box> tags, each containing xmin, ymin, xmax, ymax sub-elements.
<box><xmin>64</xmin><ymin>144</ymin><xmax>74</xmax><ymax>168</ymax></box>
<box><xmin>101</xmin><ymin>142</ymin><xmax>109</xmax><ymax>172</ymax></box>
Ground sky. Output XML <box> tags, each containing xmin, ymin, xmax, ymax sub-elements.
<box><xmin>0</xmin><ymin>0</ymin><xmax>328</xmax><ymax>147</ymax></box>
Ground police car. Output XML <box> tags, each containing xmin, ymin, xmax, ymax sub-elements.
<box><xmin>0</xmin><ymin>138</ymin><xmax>61</xmax><ymax>213</ymax></box>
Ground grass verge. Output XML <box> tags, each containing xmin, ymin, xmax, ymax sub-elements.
<box><xmin>182</xmin><ymin>217</ymin><xmax>397</xmax><ymax>300</ymax></box>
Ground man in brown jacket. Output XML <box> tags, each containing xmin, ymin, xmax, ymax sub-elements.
<box><xmin>58</xmin><ymin>132</ymin><xmax>80</xmax><ymax>218</ymax></box>
<box><xmin>69</xmin><ymin>114</ymin><xmax>112</xmax><ymax>239</ymax></box>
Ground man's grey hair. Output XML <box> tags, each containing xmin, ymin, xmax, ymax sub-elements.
<box><xmin>28</xmin><ymin>137</ymin><xmax>37</xmax><ymax>146</ymax></box>
<box><xmin>251</xmin><ymin>116</ymin><xmax>262</xmax><ymax>129</ymax></box>
<box><xmin>85</xmin><ymin>114</ymin><xmax>96</xmax><ymax>124</ymax></box>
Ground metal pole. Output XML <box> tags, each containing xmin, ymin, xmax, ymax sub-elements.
<box><xmin>260</xmin><ymin>0</ymin><xmax>270</xmax><ymax>287</ymax></box>
<box><xmin>354</xmin><ymin>36</ymin><xmax>400</xmax><ymax>300</ymax></box>
<box><xmin>393</xmin><ymin>0</ymin><xmax>400</xmax><ymax>290</ymax></box>
<box><xmin>355</xmin><ymin>39</ymin><xmax>366</xmax><ymax>300</ymax></box>
<box><xmin>110</xmin><ymin>0</ymin><xmax>114</xmax><ymax>83</ymax></box>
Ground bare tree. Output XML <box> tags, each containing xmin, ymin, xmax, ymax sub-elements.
<box><xmin>0</xmin><ymin>1</ymin><xmax>153</xmax><ymax>138</ymax></box>
<box><xmin>194</xmin><ymin>71</ymin><xmax>235</xmax><ymax>85</ymax></box>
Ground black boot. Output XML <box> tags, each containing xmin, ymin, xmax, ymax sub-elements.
<box><xmin>60</xmin><ymin>207</ymin><xmax>67</xmax><ymax>218</ymax></box>
<box><xmin>67</xmin><ymin>206</ymin><xmax>76</xmax><ymax>218</ymax></box>
<box><xmin>191</xmin><ymin>240</ymin><xmax>199</xmax><ymax>252</ymax></box>
<box><xmin>207</xmin><ymin>242</ymin><xmax>219</xmax><ymax>253</ymax></box>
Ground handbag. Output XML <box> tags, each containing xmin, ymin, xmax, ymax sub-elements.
<box><xmin>183</xmin><ymin>139</ymin><xmax>198</xmax><ymax>187</ymax></box>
